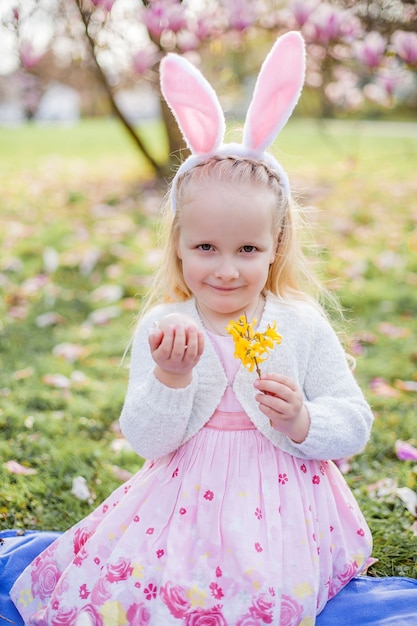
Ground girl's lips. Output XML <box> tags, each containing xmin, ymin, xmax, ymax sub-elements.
<box><xmin>208</xmin><ymin>285</ymin><xmax>242</xmax><ymax>292</ymax></box>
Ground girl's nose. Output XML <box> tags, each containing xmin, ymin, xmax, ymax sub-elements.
<box><xmin>214</xmin><ymin>258</ymin><xmax>239</xmax><ymax>280</ymax></box>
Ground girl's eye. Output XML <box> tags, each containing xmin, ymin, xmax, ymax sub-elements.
<box><xmin>241</xmin><ymin>245</ymin><xmax>256</xmax><ymax>253</ymax></box>
<box><xmin>198</xmin><ymin>243</ymin><xmax>213</xmax><ymax>251</ymax></box>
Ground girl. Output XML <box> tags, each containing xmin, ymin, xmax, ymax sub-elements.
<box><xmin>11</xmin><ymin>32</ymin><xmax>373</xmax><ymax>625</ymax></box>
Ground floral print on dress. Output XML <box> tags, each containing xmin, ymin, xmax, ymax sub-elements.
<box><xmin>11</xmin><ymin>416</ymin><xmax>372</xmax><ymax>626</ymax></box>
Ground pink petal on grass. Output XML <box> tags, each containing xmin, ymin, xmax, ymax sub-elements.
<box><xmin>4</xmin><ymin>460</ymin><xmax>37</xmax><ymax>475</ymax></box>
<box><xmin>378</xmin><ymin>323</ymin><xmax>410</xmax><ymax>338</ymax></box>
<box><xmin>395</xmin><ymin>379</ymin><xmax>417</xmax><ymax>393</ymax></box>
<box><xmin>52</xmin><ymin>343</ymin><xmax>88</xmax><ymax>363</ymax></box>
<box><xmin>395</xmin><ymin>440</ymin><xmax>417</xmax><ymax>462</ymax></box>
<box><xmin>110</xmin><ymin>465</ymin><xmax>133</xmax><ymax>482</ymax></box>
<box><xmin>12</xmin><ymin>367</ymin><xmax>34</xmax><ymax>381</ymax></box>
<box><xmin>42</xmin><ymin>373</ymin><xmax>71</xmax><ymax>388</ymax></box>
<box><xmin>369</xmin><ymin>377</ymin><xmax>400</xmax><ymax>397</ymax></box>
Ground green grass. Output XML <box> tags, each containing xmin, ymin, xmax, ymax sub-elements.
<box><xmin>0</xmin><ymin>117</ymin><xmax>416</xmax><ymax>579</ymax></box>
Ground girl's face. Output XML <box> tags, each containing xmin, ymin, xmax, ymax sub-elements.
<box><xmin>177</xmin><ymin>180</ymin><xmax>277</xmax><ymax>325</ymax></box>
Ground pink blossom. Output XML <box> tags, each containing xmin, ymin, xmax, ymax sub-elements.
<box><xmin>142</xmin><ymin>0</ymin><xmax>187</xmax><ymax>39</ymax></box>
<box><xmin>31</xmin><ymin>556</ymin><xmax>61</xmax><ymax>601</ymax></box>
<box><xmin>91</xmin><ymin>0</ymin><xmax>116</xmax><ymax>11</ymax></box>
<box><xmin>126</xmin><ymin>603</ymin><xmax>151</xmax><ymax>624</ymax></box>
<box><xmin>160</xmin><ymin>581</ymin><xmax>190</xmax><ymax>618</ymax></box>
<box><xmin>278</xmin><ymin>473</ymin><xmax>288</xmax><ymax>484</ymax></box>
<box><xmin>215</xmin><ymin>566</ymin><xmax>222</xmax><ymax>577</ymax></box>
<box><xmin>19</xmin><ymin>40</ymin><xmax>44</xmax><ymax>69</ymax></box>
<box><xmin>376</xmin><ymin>71</ymin><xmax>401</xmax><ymax>98</ymax></box>
<box><xmin>176</xmin><ymin>30</ymin><xmax>201</xmax><ymax>52</ymax></box>
<box><xmin>249</xmin><ymin>593</ymin><xmax>275</xmax><ymax>623</ymax></box>
<box><xmin>354</xmin><ymin>31</ymin><xmax>386</xmax><ymax>69</ymax></box>
<box><xmin>223</xmin><ymin>0</ymin><xmax>256</xmax><ymax>31</ymax></box>
<box><xmin>306</xmin><ymin>4</ymin><xmax>346</xmax><ymax>45</ymax></box>
<box><xmin>289</xmin><ymin>0</ymin><xmax>318</xmax><ymax>27</ymax></box>
<box><xmin>312</xmin><ymin>475</ymin><xmax>320</xmax><ymax>484</ymax></box>
<box><xmin>254</xmin><ymin>542</ymin><xmax>263</xmax><ymax>552</ymax></box>
<box><xmin>392</xmin><ymin>30</ymin><xmax>417</xmax><ymax>65</ymax></box>
<box><xmin>204</xmin><ymin>490</ymin><xmax>214</xmax><ymax>501</ymax></box>
<box><xmin>279</xmin><ymin>594</ymin><xmax>304</xmax><ymax>626</ymax></box>
<box><xmin>105</xmin><ymin>557</ymin><xmax>133</xmax><ymax>583</ymax></box>
<box><xmin>164</xmin><ymin>1</ymin><xmax>188</xmax><ymax>32</ymax></box>
<box><xmin>185</xmin><ymin>606</ymin><xmax>227</xmax><ymax>625</ymax></box>
<box><xmin>196</xmin><ymin>10</ymin><xmax>222</xmax><ymax>40</ymax></box>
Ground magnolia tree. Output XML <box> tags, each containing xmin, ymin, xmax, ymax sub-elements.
<box><xmin>2</xmin><ymin>0</ymin><xmax>417</xmax><ymax>176</ymax></box>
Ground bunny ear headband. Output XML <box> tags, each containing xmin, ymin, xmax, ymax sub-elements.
<box><xmin>160</xmin><ymin>30</ymin><xmax>306</xmax><ymax>211</ymax></box>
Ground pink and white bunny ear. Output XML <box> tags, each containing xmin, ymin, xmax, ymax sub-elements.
<box><xmin>243</xmin><ymin>31</ymin><xmax>306</xmax><ymax>153</ymax></box>
<box><xmin>160</xmin><ymin>53</ymin><xmax>225</xmax><ymax>156</ymax></box>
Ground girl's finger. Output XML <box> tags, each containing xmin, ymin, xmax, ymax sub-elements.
<box><xmin>255</xmin><ymin>380</ymin><xmax>291</xmax><ymax>403</ymax></box>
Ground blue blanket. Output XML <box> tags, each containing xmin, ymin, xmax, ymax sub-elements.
<box><xmin>1</xmin><ymin>529</ymin><xmax>417</xmax><ymax>625</ymax></box>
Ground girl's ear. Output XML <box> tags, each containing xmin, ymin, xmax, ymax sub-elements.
<box><xmin>160</xmin><ymin>53</ymin><xmax>225</xmax><ymax>156</ymax></box>
<box><xmin>243</xmin><ymin>31</ymin><xmax>306</xmax><ymax>154</ymax></box>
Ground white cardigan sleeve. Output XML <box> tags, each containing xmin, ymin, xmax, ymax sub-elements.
<box><xmin>119</xmin><ymin>307</ymin><xmax>199</xmax><ymax>459</ymax></box>
<box><xmin>290</xmin><ymin>309</ymin><xmax>374</xmax><ymax>460</ymax></box>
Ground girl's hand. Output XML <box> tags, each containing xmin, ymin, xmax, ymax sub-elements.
<box><xmin>149</xmin><ymin>313</ymin><xmax>204</xmax><ymax>388</ymax></box>
<box><xmin>254</xmin><ymin>373</ymin><xmax>310</xmax><ymax>443</ymax></box>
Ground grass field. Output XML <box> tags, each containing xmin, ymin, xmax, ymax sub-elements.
<box><xmin>0</xmin><ymin>117</ymin><xmax>416</xmax><ymax>578</ymax></box>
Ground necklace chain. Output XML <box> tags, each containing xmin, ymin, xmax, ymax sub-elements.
<box><xmin>196</xmin><ymin>295</ymin><xmax>264</xmax><ymax>336</ymax></box>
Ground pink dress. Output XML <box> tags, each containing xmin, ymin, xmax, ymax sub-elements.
<box><xmin>10</xmin><ymin>332</ymin><xmax>372</xmax><ymax>625</ymax></box>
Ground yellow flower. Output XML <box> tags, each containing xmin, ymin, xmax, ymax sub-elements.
<box><xmin>226</xmin><ymin>314</ymin><xmax>282</xmax><ymax>376</ymax></box>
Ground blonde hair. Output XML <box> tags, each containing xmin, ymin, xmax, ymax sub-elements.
<box><xmin>140</xmin><ymin>156</ymin><xmax>334</xmax><ymax>317</ymax></box>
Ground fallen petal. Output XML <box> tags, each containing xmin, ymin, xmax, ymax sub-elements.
<box><xmin>12</xmin><ymin>367</ymin><xmax>34</xmax><ymax>381</ymax></box>
<box><xmin>36</xmin><ymin>312</ymin><xmax>66</xmax><ymax>328</ymax></box>
<box><xmin>369</xmin><ymin>377</ymin><xmax>400</xmax><ymax>397</ymax></box>
<box><xmin>395</xmin><ymin>379</ymin><xmax>417</xmax><ymax>393</ymax></box>
<box><xmin>52</xmin><ymin>342</ymin><xmax>88</xmax><ymax>363</ymax></box>
<box><xmin>395</xmin><ymin>440</ymin><xmax>417</xmax><ymax>462</ymax></box>
<box><xmin>42</xmin><ymin>373</ymin><xmax>71</xmax><ymax>389</ymax></box>
<box><xmin>396</xmin><ymin>487</ymin><xmax>417</xmax><ymax>517</ymax></box>
<box><xmin>367</xmin><ymin>477</ymin><xmax>397</xmax><ymax>499</ymax></box>
<box><xmin>109</xmin><ymin>465</ymin><xmax>133</xmax><ymax>482</ymax></box>
<box><xmin>71</xmin><ymin>476</ymin><xmax>92</xmax><ymax>501</ymax></box>
<box><xmin>4</xmin><ymin>460</ymin><xmax>37</xmax><ymax>475</ymax></box>
<box><xmin>88</xmin><ymin>306</ymin><xmax>121</xmax><ymax>325</ymax></box>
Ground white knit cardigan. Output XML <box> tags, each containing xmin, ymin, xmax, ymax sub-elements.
<box><xmin>120</xmin><ymin>294</ymin><xmax>373</xmax><ymax>461</ymax></box>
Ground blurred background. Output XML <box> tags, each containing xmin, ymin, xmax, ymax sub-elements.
<box><xmin>0</xmin><ymin>0</ymin><xmax>416</xmax><ymax>174</ymax></box>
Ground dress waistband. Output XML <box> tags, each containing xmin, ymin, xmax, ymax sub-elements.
<box><xmin>204</xmin><ymin>410</ymin><xmax>256</xmax><ymax>431</ymax></box>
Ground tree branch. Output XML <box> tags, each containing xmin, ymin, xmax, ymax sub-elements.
<box><xmin>74</xmin><ymin>0</ymin><xmax>166</xmax><ymax>178</ymax></box>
